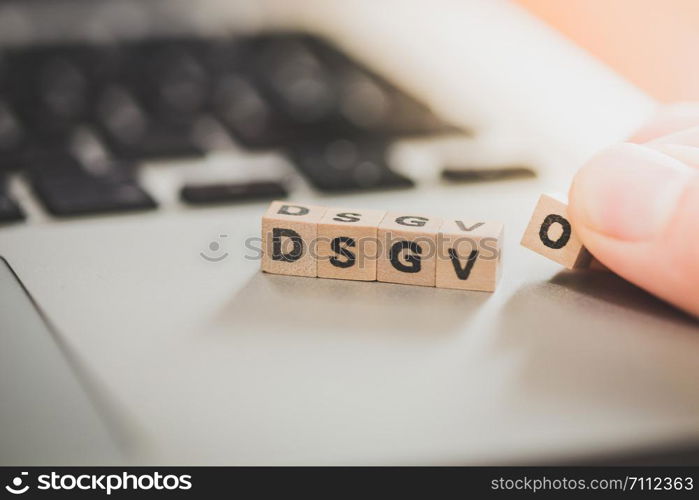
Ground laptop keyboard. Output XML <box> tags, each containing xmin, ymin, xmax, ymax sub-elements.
<box><xmin>0</xmin><ymin>33</ymin><xmax>459</xmax><ymax>220</ymax></box>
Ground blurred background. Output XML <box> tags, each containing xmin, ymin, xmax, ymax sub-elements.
<box><xmin>518</xmin><ymin>0</ymin><xmax>699</xmax><ymax>102</ymax></box>
<box><xmin>2</xmin><ymin>0</ymin><xmax>697</xmax><ymax>223</ymax></box>
<box><xmin>0</xmin><ymin>0</ymin><xmax>665</xmax><ymax>224</ymax></box>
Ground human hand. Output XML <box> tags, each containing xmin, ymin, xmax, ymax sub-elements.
<box><xmin>569</xmin><ymin>103</ymin><xmax>699</xmax><ymax>317</ymax></box>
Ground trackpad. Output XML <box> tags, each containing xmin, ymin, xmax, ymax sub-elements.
<box><xmin>0</xmin><ymin>257</ymin><xmax>122</xmax><ymax>465</ymax></box>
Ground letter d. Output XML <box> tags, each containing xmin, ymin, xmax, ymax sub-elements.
<box><xmin>272</xmin><ymin>228</ymin><xmax>304</xmax><ymax>262</ymax></box>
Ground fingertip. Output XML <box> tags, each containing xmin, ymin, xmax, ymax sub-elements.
<box><xmin>569</xmin><ymin>142</ymin><xmax>693</xmax><ymax>241</ymax></box>
<box><xmin>569</xmin><ymin>142</ymin><xmax>699</xmax><ymax>317</ymax></box>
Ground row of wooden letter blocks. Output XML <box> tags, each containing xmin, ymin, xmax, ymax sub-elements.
<box><xmin>261</xmin><ymin>195</ymin><xmax>589</xmax><ymax>292</ymax></box>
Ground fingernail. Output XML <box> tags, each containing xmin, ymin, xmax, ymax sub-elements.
<box><xmin>570</xmin><ymin>143</ymin><xmax>695</xmax><ymax>240</ymax></box>
<box><xmin>652</xmin><ymin>143</ymin><xmax>699</xmax><ymax>167</ymax></box>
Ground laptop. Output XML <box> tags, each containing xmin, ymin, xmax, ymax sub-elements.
<box><xmin>1</xmin><ymin>0</ymin><xmax>698</xmax><ymax>465</ymax></box>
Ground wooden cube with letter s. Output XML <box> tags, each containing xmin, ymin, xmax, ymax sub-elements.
<box><xmin>316</xmin><ymin>207</ymin><xmax>387</xmax><ymax>281</ymax></box>
<box><xmin>261</xmin><ymin>201</ymin><xmax>327</xmax><ymax>277</ymax></box>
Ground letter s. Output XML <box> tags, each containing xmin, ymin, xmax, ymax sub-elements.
<box><xmin>179</xmin><ymin>476</ymin><xmax>192</xmax><ymax>490</ymax></box>
<box><xmin>38</xmin><ymin>475</ymin><xmax>50</xmax><ymax>490</ymax></box>
<box><xmin>330</xmin><ymin>237</ymin><xmax>356</xmax><ymax>268</ymax></box>
<box><xmin>333</xmin><ymin>212</ymin><xmax>361</xmax><ymax>223</ymax></box>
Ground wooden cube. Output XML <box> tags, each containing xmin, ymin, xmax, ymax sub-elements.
<box><xmin>377</xmin><ymin>212</ymin><xmax>442</xmax><ymax>287</ymax></box>
<box><xmin>317</xmin><ymin>207</ymin><xmax>386</xmax><ymax>281</ymax></box>
<box><xmin>520</xmin><ymin>194</ymin><xmax>591</xmax><ymax>269</ymax></box>
<box><xmin>436</xmin><ymin>220</ymin><xmax>503</xmax><ymax>292</ymax></box>
<box><xmin>261</xmin><ymin>201</ymin><xmax>327</xmax><ymax>277</ymax></box>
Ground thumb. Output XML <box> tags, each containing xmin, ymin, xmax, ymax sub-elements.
<box><xmin>568</xmin><ymin>142</ymin><xmax>699</xmax><ymax>317</ymax></box>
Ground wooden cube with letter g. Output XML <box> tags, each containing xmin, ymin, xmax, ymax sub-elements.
<box><xmin>376</xmin><ymin>212</ymin><xmax>443</xmax><ymax>287</ymax></box>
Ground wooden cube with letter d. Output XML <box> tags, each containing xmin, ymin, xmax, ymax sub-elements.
<box><xmin>261</xmin><ymin>201</ymin><xmax>327</xmax><ymax>277</ymax></box>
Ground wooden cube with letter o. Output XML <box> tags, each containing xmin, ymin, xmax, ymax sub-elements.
<box><xmin>520</xmin><ymin>194</ymin><xmax>591</xmax><ymax>269</ymax></box>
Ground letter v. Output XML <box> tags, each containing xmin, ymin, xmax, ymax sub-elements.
<box><xmin>455</xmin><ymin>221</ymin><xmax>484</xmax><ymax>232</ymax></box>
<box><xmin>449</xmin><ymin>248</ymin><xmax>478</xmax><ymax>280</ymax></box>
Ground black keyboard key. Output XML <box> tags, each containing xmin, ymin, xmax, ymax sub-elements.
<box><xmin>0</xmin><ymin>100</ymin><xmax>23</xmax><ymax>146</ymax></box>
<box><xmin>211</xmin><ymin>74</ymin><xmax>298</xmax><ymax>149</ymax></box>
<box><xmin>441</xmin><ymin>166</ymin><xmax>537</xmax><ymax>183</ymax></box>
<box><xmin>124</xmin><ymin>40</ymin><xmax>210</xmax><ymax>119</ymax></box>
<box><xmin>0</xmin><ymin>99</ymin><xmax>28</xmax><ymax>170</ymax></box>
<box><xmin>1</xmin><ymin>125</ymin><xmax>106</xmax><ymax>176</ymax></box>
<box><xmin>0</xmin><ymin>175</ymin><xmax>24</xmax><ymax>223</ymax></box>
<box><xmin>252</xmin><ymin>37</ymin><xmax>338</xmax><ymax>125</ymax></box>
<box><xmin>29</xmin><ymin>156</ymin><xmax>156</xmax><ymax>217</ymax></box>
<box><xmin>0</xmin><ymin>194</ymin><xmax>24</xmax><ymax>223</ymax></box>
<box><xmin>285</xmin><ymin>139</ymin><xmax>413</xmax><ymax>192</ymax></box>
<box><xmin>4</xmin><ymin>51</ymin><xmax>90</xmax><ymax>137</ymax></box>
<box><xmin>95</xmin><ymin>86</ymin><xmax>203</xmax><ymax>159</ymax></box>
<box><xmin>95</xmin><ymin>86</ymin><xmax>148</xmax><ymax>152</ymax></box>
<box><xmin>39</xmin><ymin>57</ymin><xmax>89</xmax><ymax>121</ymax></box>
<box><xmin>118</xmin><ymin>122</ymin><xmax>204</xmax><ymax>159</ymax></box>
<box><xmin>151</xmin><ymin>54</ymin><xmax>209</xmax><ymax>118</ymax></box>
<box><xmin>180</xmin><ymin>181</ymin><xmax>287</xmax><ymax>205</ymax></box>
<box><xmin>199</xmin><ymin>38</ymin><xmax>252</xmax><ymax>76</ymax></box>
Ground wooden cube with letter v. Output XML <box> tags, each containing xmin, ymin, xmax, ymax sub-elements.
<box><xmin>520</xmin><ymin>194</ymin><xmax>591</xmax><ymax>269</ymax></box>
<box><xmin>317</xmin><ymin>207</ymin><xmax>387</xmax><ymax>281</ymax></box>
<box><xmin>377</xmin><ymin>212</ymin><xmax>443</xmax><ymax>287</ymax></box>
<box><xmin>261</xmin><ymin>201</ymin><xmax>327</xmax><ymax>277</ymax></box>
<box><xmin>436</xmin><ymin>219</ymin><xmax>504</xmax><ymax>292</ymax></box>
